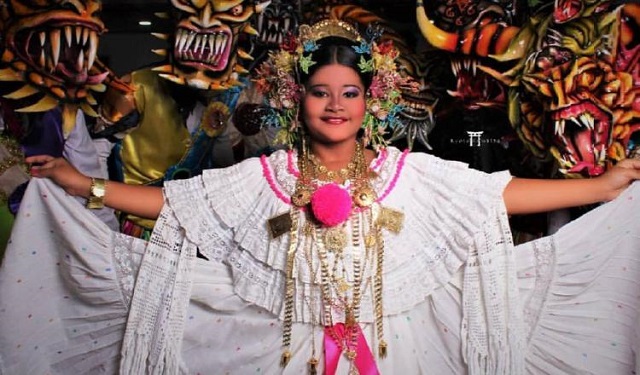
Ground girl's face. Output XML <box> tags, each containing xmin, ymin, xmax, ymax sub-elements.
<box><xmin>302</xmin><ymin>64</ymin><xmax>366</xmax><ymax>146</ymax></box>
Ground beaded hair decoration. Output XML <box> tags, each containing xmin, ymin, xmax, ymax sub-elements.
<box><xmin>254</xmin><ymin>19</ymin><xmax>414</xmax><ymax>149</ymax></box>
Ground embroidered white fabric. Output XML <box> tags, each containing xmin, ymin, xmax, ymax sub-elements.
<box><xmin>117</xmin><ymin>147</ymin><xmax>522</xmax><ymax>374</ymax></box>
<box><xmin>1</xmin><ymin>150</ymin><xmax>639</xmax><ymax>375</ymax></box>
<box><xmin>515</xmin><ymin>190</ymin><xmax>640</xmax><ymax>374</ymax></box>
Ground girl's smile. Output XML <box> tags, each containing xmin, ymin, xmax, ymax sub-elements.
<box><xmin>320</xmin><ymin>116</ymin><xmax>349</xmax><ymax>124</ymax></box>
<box><xmin>302</xmin><ymin>63</ymin><xmax>366</xmax><ymax>146</ymax></box>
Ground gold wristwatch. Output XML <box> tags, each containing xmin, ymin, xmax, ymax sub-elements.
<box><xmin>86</xmin><ymin>177</ymin><xmax>106</xmax><ymax>209</ymax></box>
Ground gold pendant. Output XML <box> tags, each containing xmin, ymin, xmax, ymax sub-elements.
<box><xmin>335</xmin><ymin>277</ymin><xmax>351</xmax><ymax>293</ymax></box>
<box><xmin>324</xmin><ymin>226</ymin><xmax>347</xmax><ymax>252</ymax></box>
<box><xmin>268</xmin><ymin>212</ymin><xmax>292</xmax><ymax>239</ymax></box>
<box><xmin>378</xmin><ymin>340</ymin><xmax>388</xmax><ymax>358</ymax></box>
<box><xmin>292</xmin><ymin>187</ymin><xmax>311</xmax><ymax>207</ymax></box>
<box><xmin>377</xmin><ymin>206</ymin><xmax>404</xmax><ymax>233</ymax></box>
<box><xmin>280</xmin><ymin>350</ymin><xmax>292</xmax><ymax>367</ymax></box>
<box><xmin>353</xmin><ymin>186</ymin><xmax>376</xmax><ymax>207</ymax></box>
<box><xmin>346</xmin><ymin>350</ymin><xmax>357</xmax><ymax>360</ymax></box>
<box><xmin>364</xmin><ymin>233</ymin><xmax>377</xmax><ymax>249</ymax></box>
<box><xmin>308</xmin><ymin>357</ymin><xmax>318</xmax><ymax>375</ymax></box>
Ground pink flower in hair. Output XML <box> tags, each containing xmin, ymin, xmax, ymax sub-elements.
<box><xmin>369</xmin><ymin>76</ymin><xmax>384</xmax><ymax>99</ymax></box>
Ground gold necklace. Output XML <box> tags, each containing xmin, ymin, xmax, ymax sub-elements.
<box><xmin>292</xmin><ymin>141</ymin><xmax>377</xmax><ymax>213</ymax></box>
<box><xmin>280</xmin><ymin>140</ymin><xmax>396</xmax><ymax>372</ymax></box>
<box><xmin>307</xmin><ymin>145</ymin><xmax>359</xmax><ymax>182</ymax></box>
<box><xmin>307</xmin><ymin>141</ymin><xmax>363</xmax><ymax>184</ymax></box>
<box><xmin>315</xmin><ymin>211</ymin><xmax>366</xmax><ymax>361</ymax></box>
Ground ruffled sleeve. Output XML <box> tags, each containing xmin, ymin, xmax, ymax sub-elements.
<box><xmin>380</xmin><ymin>152</ymin><xmax>513</xmax><ymax>311</ymax></box>
<box><xmin>163</xmin><ymin>155</ymin><xmax>288</xmax><ymax>258</ymax></box>
<box><xmin>0</xmin><ymin>178</ymin><xmax>136</xmax><ymax>374</ymax></box>
<box><xmin>120</xmin><ymin>153</ymin><xmax>293</xmax><ymax>374</ymax></box>
<box><xmin>161</xmin><ymin>154</ymin><xmax>291</xmax><ymax>315</ymax></box>
<box><xmin>516</xmin><ymin>182</ymin><xmax>640</xmax><ymax>374</ymax></box>
<box><xmin>380</xmin><ymin>152</ymin><xmax>522</xmax><ymax>374</ymax></box>
<box><xmin>398</xmin><ymin>152</ymin><xmax>512</xmax><ymax>245</ymax></box>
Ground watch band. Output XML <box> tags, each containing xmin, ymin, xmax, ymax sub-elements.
<box><xmin>86</xmin><ymin>177</ymin><xmax>106</xmax><ymax>209</ymax></box>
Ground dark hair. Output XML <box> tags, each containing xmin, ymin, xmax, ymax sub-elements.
<box><xmin>299</xmin><ymin>36</ymin><xmax>373</xmax><ymax>89</ymax></box>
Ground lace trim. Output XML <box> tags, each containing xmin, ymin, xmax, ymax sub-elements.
<box><xmin>375</xmin><ymin>149</ymin><xmax>408</xmax><ymax>203</ymax></box>
<box><xmin>460</xmin><ymin>205</ymin><xmax>523</xmax><ymax>374</ymax></box>
<box><xmin>120</xmin><ymin>205</ymin><xmax>197</xmax><ymax>374</ymax></box>
<box><xmin>522</xmin><ymin>237</ymin><xmax>556</xmax><ymax>343</ymax></box>
<box><xmin>164</xmin><ymin>149</ymin><xmax>515</xmax><ymax>324</ymax></box>
<box><xmin>112</xmin><ymin>234</ymin><xmax>143</xmax><ymax>307</ymax></box>
<box><xmin>287</xmin><ymin>149</ymin><xmax>300</xmax><ymax>177</ymax></box>
<box><xmin>371</xmin><ymin>148</ymin><xmax>387</xmax><ymax>171</ymax></box>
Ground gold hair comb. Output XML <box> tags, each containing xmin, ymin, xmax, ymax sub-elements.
<box><xmin>298</xmin><ymin>19</ymin><xmax>362</xmax><ymax>44</ymax></box>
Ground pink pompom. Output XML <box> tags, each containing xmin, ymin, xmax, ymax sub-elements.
<box><xmin>310</xmin><ymin>183</ymin><xmax>352</xmax><ymax>227</ymax></box>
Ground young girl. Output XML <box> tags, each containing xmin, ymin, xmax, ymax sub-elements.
<box><xmin>4</xmin><ymin>20</ymin><xmax>640</xmax><ymax>374</ymax></box>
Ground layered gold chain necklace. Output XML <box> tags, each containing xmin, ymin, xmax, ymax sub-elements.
<box><xmin>280</xmin><ymin>140</ymin><xmax>390</xmax><ymax>374</ymax></box>
<box><xmin>291</xmin><ymin>141</ymin><xmax>377</xmax><ymax>217</ymax></box>
<box><xmin>308</xmin><ymin>151</ymin><xmax>355</xmax><ymax>181</ymax></box>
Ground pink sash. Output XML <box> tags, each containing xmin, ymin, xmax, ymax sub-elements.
<box><xmin>324</xmin><ymin>323</ymin><xmax>380</xmax><ymax>375</ymax></box>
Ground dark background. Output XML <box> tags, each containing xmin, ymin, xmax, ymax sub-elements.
<box><xmin>100</xmin><ymin>0</ymin><xmax>171</xmax><ymax>75</ymax></box>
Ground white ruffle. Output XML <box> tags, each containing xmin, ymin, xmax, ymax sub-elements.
<box><xmin>0</xmin><ymin>178</ymin><xmax>141</xmax><ymax>374</ymax></box>
<box><xmin>163</xmin><ymin>156</ymin><xmax>290</xmax><ymax>315</ymax></box>
<box><xmin>517</xmin><ymin>182</ymin><xmax>640</xmax><ymax>374</ymax></box>
<box><xmin>163</xmin><ymin>149</ymin><xmax>514</xmax><ymax>323</ymax></box>
<box><xmin>381</xmin><ymin>152</ymin><xmax>513</xmax><ymax>314</ymax></box>
<box><xmin>161</xmin><ymin>147</ymin><xmax>522</xmax><ymax>373</ymax></box>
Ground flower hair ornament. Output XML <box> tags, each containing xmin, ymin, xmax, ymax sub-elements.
<box><xmin>254</xmin><ymin>19</ymin><xmax>415</xmax><ymax>149</ymax></box>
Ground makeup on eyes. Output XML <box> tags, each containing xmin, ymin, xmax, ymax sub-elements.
<box><xmin>307</xmin><ymin>85</ymin><xmax>363</xmax><ymax>97</ymax></box>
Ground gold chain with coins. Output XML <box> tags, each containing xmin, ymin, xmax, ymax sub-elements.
<box><xmin>281</xmin><ymin>141</ymin><xmax>393</xmax><ymax>373</ymax></box>
<box><xmin>308</xmin><ymin>152</ymin><xmax>356</xmax><ymax>182</ymax></box>
<box><xmin>315</xmin><ymin>211</ymin><xmax>366</xmax><ymax>365</ymax></box>
<box><xmin>292</xmin><ymin>140</ymin><xmax>377</xmax><ymax>211</ymax></box>
<box><xmin>303</xmin><ymin>233</ymin><xmax>320</xmax><ymax>375</ymax></box>
<box><xmin>280</xmin><ymin>207</ymin><xmax>300</xmax><ymax>368</ymax></box>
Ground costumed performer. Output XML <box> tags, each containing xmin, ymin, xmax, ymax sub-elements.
<box><xmin>92</xmin><ymin>0</ymin><xmax>271</xmax><ymax>239</ymax></box>
<box><xmin>4</xmin><ymin>20</ymin><xmax>640</xmax><ymax>374</ymax></box>
<box><xmin>0</xmin><ymin>0</ymin><xmax>126</xmax><ymax>244</ymax></box>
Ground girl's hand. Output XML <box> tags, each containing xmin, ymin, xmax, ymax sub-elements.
<box><xmin>598</xmin><ymin>157</ymin><xmax>640</xmax><ymax>201</ymax></box>
<box><xmin>26</xmin><ymin>155</ymin><xmax>91</xmax><ymax>198</ymax></box>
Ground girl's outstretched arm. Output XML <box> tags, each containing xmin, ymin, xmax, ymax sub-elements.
<box><xmin>27</xmin><ymin>155</ymin><xmax>164</xmax><ymax>220</ymax></box>
<box><xmin>503</xmin><ymin>158</ymin><xmax>640</xmax><ymax>215</ymax></box>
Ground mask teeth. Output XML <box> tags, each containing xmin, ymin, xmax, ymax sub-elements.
<box><xmin>33</xmin><ymin>25</ymin><xmax>99</xmax><ymax>73</ymax></box>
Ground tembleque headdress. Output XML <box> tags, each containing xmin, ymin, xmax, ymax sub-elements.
<box><xmin>254</xmin><ymin>19</ymin><xmax>415</xmax><ymax>149</ymax></box>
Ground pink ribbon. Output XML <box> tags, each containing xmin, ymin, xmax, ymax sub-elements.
<box><xmin>324</xmin><ymin>323</ymin><xmax>380</xmax><ymax>375</ymax></box>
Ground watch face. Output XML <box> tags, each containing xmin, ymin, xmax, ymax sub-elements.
<box><xmin>87</xmin><ymin>179</ymin><xmax>106</xmax><ymax>209</ymax></box>
<box><xmin>91</xmin><ymin>179</ymin><xmax>106</xmax><ymax>198</ymax></box>
<box><xmin>95</xmin><ymin>187</ymin><xmax>106</xmax><ymax>198</ymax></box>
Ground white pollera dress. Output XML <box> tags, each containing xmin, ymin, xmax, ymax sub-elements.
<box><xmin>1</xmin><ymin>147</ymin><xmax>639</xmax><ymax>375</ymax></box>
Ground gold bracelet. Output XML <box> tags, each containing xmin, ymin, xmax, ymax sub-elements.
<box><xmin>86</xmin><ymin>177</ymin><xmax>107</xmax><ymax>209</ymax></box>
